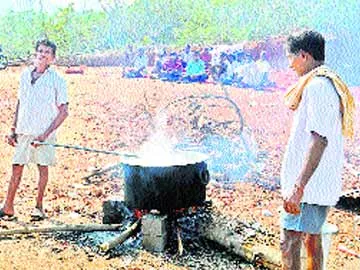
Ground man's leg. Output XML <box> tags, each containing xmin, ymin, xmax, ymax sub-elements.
<box><xmin>280</xmin><ymin>229</ymin><xmax>303</xmax><ymax>270</ymax></box>
<box><xmin>36</xmin><ymin>165</ymin><xmax>48</xmax><ymax>210</ymax></box>
<box><xmin>2</xmin><ymin>164</ymin><xmax>24</xmax><ymax>215</ymax></box>
<box><xmin>304</xmin><ymin>233</ymin><xmax>323</xmax><ymax>270</ymax></box>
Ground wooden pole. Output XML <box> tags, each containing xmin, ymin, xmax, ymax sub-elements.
<box><xmin>34</xmin><ymin>141</ymin><xmax>138</xmax><ymax>158</ymax></box>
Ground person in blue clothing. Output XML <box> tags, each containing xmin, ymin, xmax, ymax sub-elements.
<box><xmin>182</xmin><ymin>51</ymin><xmax>208</xmax><ymax>83</ymax></box>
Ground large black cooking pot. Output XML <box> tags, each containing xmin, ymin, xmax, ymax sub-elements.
<box><xmin>122</xmin><ymin>151</ymin><xmax>209</xmax><ymax>213</ymax></box>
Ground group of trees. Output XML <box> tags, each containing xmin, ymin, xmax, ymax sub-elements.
<box><xmin>0</xmin><ymin>0</ymin><xmax>358</xmax><ymax>60</ymax></box>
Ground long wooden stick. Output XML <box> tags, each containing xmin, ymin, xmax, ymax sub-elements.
<box><xmin>34</xmin><ymin>141</ymin><xmax>138</xmax><ymax>158</ymax></box>
<box><xmin>0</xmin><ymin>223</ymin><xmax>123</xmax><ymax>236</ymax></box>
<box><xmin>99</xmin><ymin>219</ymin><xmax>141</xmax><ymax>252</ymax></box>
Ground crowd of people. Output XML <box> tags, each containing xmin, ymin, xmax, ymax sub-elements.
<box><xmin>122</xmin><ymin>44</ymin><xmax>276</xmax><ymax>89</ymax></box>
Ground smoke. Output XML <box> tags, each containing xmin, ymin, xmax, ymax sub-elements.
<box><xmin>308</xmin><ymin>2</ymin><xmax>360</xmax><ymax>86</ymax></box>
<box><xmin>176</xmin><ymin>127</ymin><xmax>261</xmax><ymax>183</ymax></box>
<box><xmin>326</xmin><ymin>27</ymin><xmax>360</xmax><ymax>86</ymax></box>
<box><xmin>139</xmin><ymin>113</ymin><xmax>178</xmax><ymax>157</ymax></box>
<box><xmin>135</xmin><ymin>111</ymin><xmax>262</xmax><ymax>180</ymax></box>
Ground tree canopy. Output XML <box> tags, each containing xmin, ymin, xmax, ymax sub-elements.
<box><xmin>0</xmin><ymin>0</ymin><xmax>358</xmax><ymax>59</ymax></box>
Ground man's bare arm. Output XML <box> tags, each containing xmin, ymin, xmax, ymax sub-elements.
<box><xmin>284</xmin><ymin>131</ymin><xmax>328</xmax><ymax>214</ymax></box>
<box><xmin>36</xmin><ymin>104</ymin><xmax>69</xmax><ymax>141</ymax></box>
<box><xmin>11</xmin><ymin>100</ymin><xmax>20</xmax><ymax>132</ymax></box>
<box><xmin>295</xmin><ymin>131</ymin><xmax>328</xmax><ymax>190</ymax></box>
<box><xmin>6</xmin><ymin>100</ymin><xmax>20</xmax><ymax>146</ymax></box>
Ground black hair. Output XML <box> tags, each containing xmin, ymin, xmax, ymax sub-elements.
<box><xmin>35</xmin><ymin>39</ymin><xmax>57</xmax><ymax>56</ymax></box>
<box><xmin>287</xmin><ymin>30</ymin><xmax>325</xmax><ymax>61</ymax></box>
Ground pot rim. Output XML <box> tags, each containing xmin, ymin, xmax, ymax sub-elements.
<box><xmin>121</xmin><ymin>150</ymin><xmax>209</xmax><ymax>167</ymax></box>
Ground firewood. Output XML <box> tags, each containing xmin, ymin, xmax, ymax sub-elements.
<box><xmin>99</xmin><ymin>219</ymin><xmax>141</xmax><ymax>252</ymax></box>
<box><xmin>202</xmin><ymin>221</ymin><xmax>281</xmax><ymax>270</ymax></box>
<box><xmin>0</xmin><ymin>223</ymin><xmax>123</xmax><ymax>236</ymax></box>
<box><xmin>177</xmin><ymin>226</ymin><xmax>184</xmax><ymax>256</ymax></box>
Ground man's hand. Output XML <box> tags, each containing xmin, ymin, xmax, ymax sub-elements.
<box><xmin>32</xmin><ymin>134</ymin><xmax>48</xmax><ymax>148</ymax></box>
<box><xmin>283</xmin><ymin>185</ymin><xmax>304</xmax><ymax>215</ymax></box>
<box><xmin>6</xmin><ymin>133</ymin><xmax>17</xmax><ymax>147</ymax></box>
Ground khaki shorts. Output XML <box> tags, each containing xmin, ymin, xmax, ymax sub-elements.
<box><xmin>13</xmin><ymin>134</ymin><xmax>56</xmax><ymax>166</ymax></box>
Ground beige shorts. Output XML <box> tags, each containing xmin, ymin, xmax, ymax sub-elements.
<box><xmin>13</xmin><ymin>134</ymin><xmax>56</xmax><ymax>166</ymax></box>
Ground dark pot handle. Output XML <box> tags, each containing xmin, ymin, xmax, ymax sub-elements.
<box><xmin>200</xmin><ymin>169</ymin><xmax>210</xmax><ymax>185</ymax></box>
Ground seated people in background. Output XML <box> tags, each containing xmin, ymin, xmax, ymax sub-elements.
<box><xmin>219</xmin><ymin>53</ymin><xmax>236</xmax><ymax>85</ymax></box>
<box><xmin>160</xmin><ymin>52</ymin><xmax>184</xmax><ymax>82</ymax></box>
<box><xmin>200</xmin><ymin>47</ymin><xmax>212</xmax><ymax>72</ymax></box>
<box><xmin>150</xmin><ymin>52</ymin><xmax>165</xmax><ymax>79</ymax></box>
<box><xmin>234</xmin><ymin>54</ymin><xmax>263</xmax><ymax>89</ymax></box>
<box><xmin>210</xmin><ymin>52</ymin><xmax>227</xmax><ymax>82</ymax></box>
<box><xmin>123</xmin><ymin>48</ymin><xmax>148</xmax><ymax>78</ymax></box>
<box><xmin>123</xmin><ymin>44</ymin><xmax>135</xmax><ymax>68</ymax></box>
<box><xmin>233</xmin><ymin>51</ymin><xmax>245</xmax><ymax>70</ymax></box>
<box><xmin>232</xmin><ymin>51</ymin><xmax>245</xmax><ymax>84</ymax></box>
<box><xmin>146</xmin><ymin>47</ymin><xmax>156</xmax><ymax>67</ymax></box>
<box><xmin>182</xmin><ymin>51</ymin><xmax>208</xmax><ymax>83</ymax></box>
<box><xmin>181</xmin><ymin>44</ymin><xmax>192</xmax><ymax>68</ymax></box>
<box><xmin>256</xmin><ymin>51</ymin><xmax>276</xmax><ymax>87</ymax></box>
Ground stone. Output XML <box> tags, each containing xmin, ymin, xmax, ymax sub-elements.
<box><xmin>102</xmin><ymin>199</ymin><xmax>133</xmax><ymax>224</ymax></box>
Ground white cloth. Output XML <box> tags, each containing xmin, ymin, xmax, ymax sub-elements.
<box><xmin>16</xmin><ymin>67</ymin><xmax>68</xmax><ymax>137</ymax></box>
<box><xmin>281</xmin><ymin>77</ymin><xmax>344</xmax><ymax>206</ymax></box>
<box><xmin>235</xmin><ymin>62</ymin><xmax>262</xmax><ymax>86</ymax></box>
<box><xmin>256</xmin><ymin>59</ymin><xmax>271</xmax><ymax>73</ymax></box>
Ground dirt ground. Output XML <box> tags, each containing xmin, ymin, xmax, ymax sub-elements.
<box><xmin>0</xmin><ymin>66</ymin><xmax>359</xmax><ymax>269</ymax></box>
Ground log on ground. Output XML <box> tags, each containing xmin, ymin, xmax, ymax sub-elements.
<box><xmin>0</xmin><ymin>223</ymin><xmax>123</xmax><ymax>236</ymax></box>
<box><xmin>202</xmin><ymin>220</ymin><xmax>281</xmax><ymax>270</ymax></box>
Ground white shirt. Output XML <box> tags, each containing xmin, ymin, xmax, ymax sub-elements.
<box><xmin>280</xmin><ymin>76</ymin><xmax>344</xmax><ymax>206</ymax></box>
<box><xmin>16</xmin><ymin>67</ymin><xmax>68</xmax><ymax>137</ymax></box>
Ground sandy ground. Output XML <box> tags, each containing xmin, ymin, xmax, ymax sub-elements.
<box><xmin>0</xmin><ymin>66</ymin><xmax>359</xmax><ymax>269</ymax></box>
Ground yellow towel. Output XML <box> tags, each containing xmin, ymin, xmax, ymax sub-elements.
<box><xmin>284</xmin><ymin>65</ymin><xmax>355</xmax><ymax>138</ymax></box>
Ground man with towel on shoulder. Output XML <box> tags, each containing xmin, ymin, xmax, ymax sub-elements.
<box><xmin>280</xmin><ymin>30</ymin><xmax>355</xmax><ymax>270</ymax></box>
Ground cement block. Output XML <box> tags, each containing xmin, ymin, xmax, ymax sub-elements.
<box><xmin>141</xmin><ymin>214</ymin><xmax>167</xmax><ymax>236</ymax></box>
<box><xmin>142</xmin><ymin>234</ymin><xmax>167</xmax><ymax>252</ymax></box>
